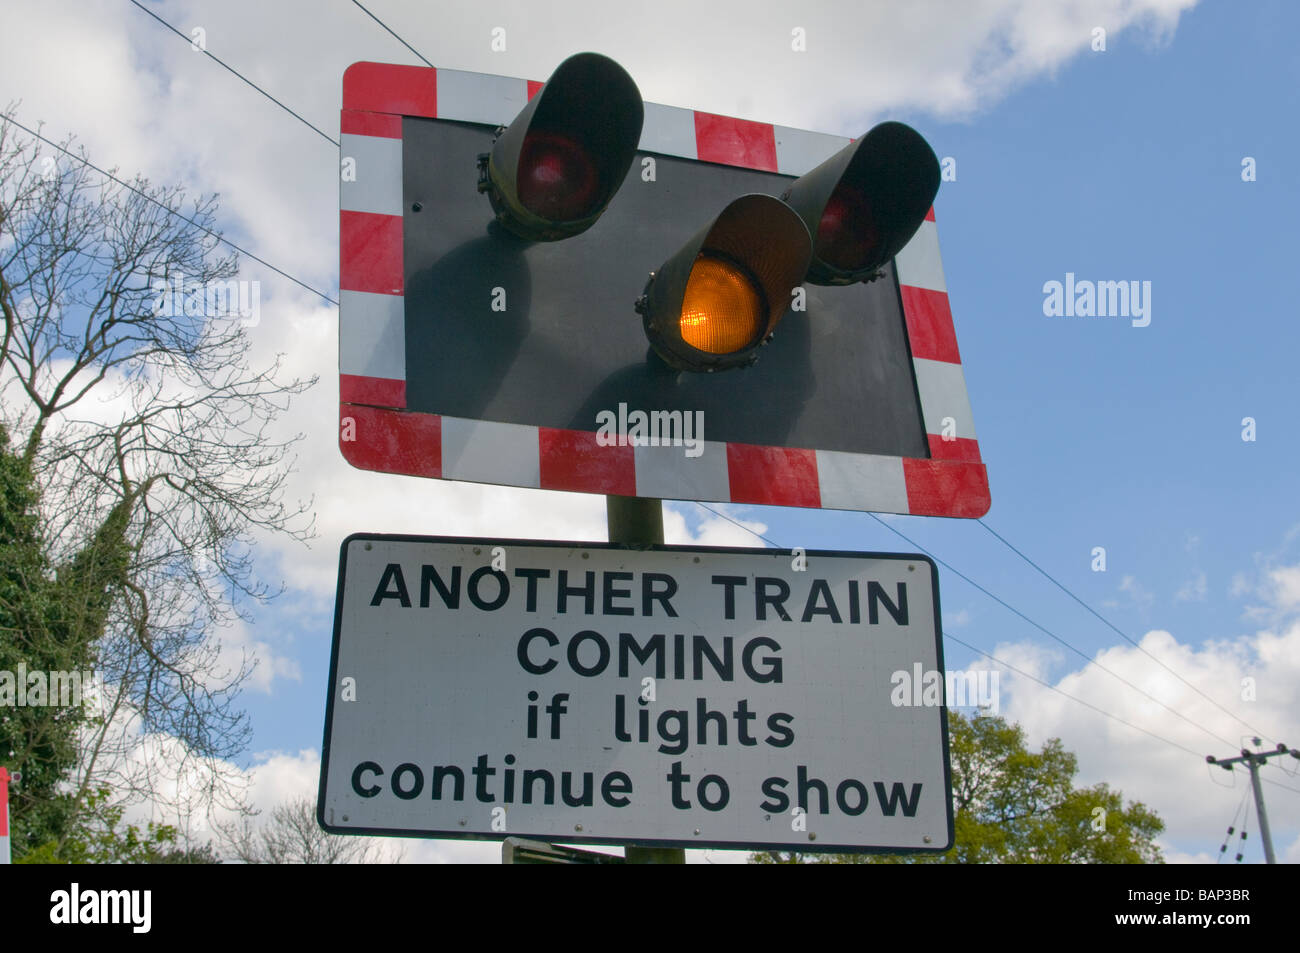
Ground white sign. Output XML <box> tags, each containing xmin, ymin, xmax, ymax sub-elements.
<box><xmin>318</xmin><ymin>535</ymin><xmax>952</xmax><ymax>853</ymax></box>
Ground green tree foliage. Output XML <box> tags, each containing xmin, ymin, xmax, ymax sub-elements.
<box><xmin>753</xmin><ymin>711</ymin><xmax>1165</xmax><ymax>864</ymax></box>
<box><xmin>1</xmin><ymin>111</ymin><xmax>312</xmax><ymax>858</ymax></box>
<box><xmin>15</xmin><ymin>786</ymin><xmax>190</xmax><ymax>864</ymax></box>
<box><xmin>0</xmin><ymin>426</ymin><xmax>130</xmax><ymax>859</ymax></box>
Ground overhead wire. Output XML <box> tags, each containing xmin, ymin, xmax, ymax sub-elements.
<box><xmin>977</xmin><ymin>517</ymin><xmax>1267</xmax><ymax>738</ymax></box>
<box><xmin>126</xmin><ymin>0</ymin><xmax>339</xmax><ymax>147</ymax></box>
<box><xmin>862</xmin><ymin>511</ymin><xmax>1237</xmax><ymax>748</ymax></box>
<box><xmin>941</xmin><ymin>630</ymin><xmax>1200</xmax><ymax>756</ymax></box>
<box><xmin>695</xmin><ymin>501</ymin><xmax>783</xmax><ymax>549</ymax></box>
<box><xmin>5</xmin><ymin>116</ymin><xmax>338</xmax><ymax>306</ymax></box>
<box><xmin>349</xmin><ymin>0</ymin><xmax>434</xmax><ymax>67</ymax></box>
<box><xmin>689</xmin><ymin>501</ymin><xmax>1300</xmax><ymax>799</ymax></box>
<box><xmin>124</xmin><ymin>0</ymin><xmax>1296</xmax><ymax>803</ymax></box>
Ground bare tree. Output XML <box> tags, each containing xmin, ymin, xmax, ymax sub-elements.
<box><xmin>217</xmin><ymin>797</ymin><xmax>404</xmax><ymax>864</ymax></box>
<box><xmin>0</xmin><ymin>108</ymin><xmax>316</xmax><ymax>849</ymax></box>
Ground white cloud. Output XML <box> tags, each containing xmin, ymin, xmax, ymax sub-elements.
<box><xmin>1264</xmin><ymin>567</ymin><xmax>1300</xmax><ymax>613</ymax></box>
<box><xmin>664</xmin><ymin>503</ymin><xmax>770</xmax><ymax>549</ymax></box>
<box><xmin>1284</xmin><ymin>832</ymin><xmax>1300</xmax><ymax>865</ymax></box>
<box><xmin>242</xmin><ymin>748</ymin><xmax>321</xmax><ymax>809</ymax></box>
<box><xmin>1119</xmin><ymin>573</ymin><xmax>1155</xmax><ymax>610</ymax></box>
<box><xmin>1235</xmin><ymin>564</ymin><xmax>1300</xmax><ymax>624</ymax></box>
<box><xmin>128</xmin><ymin>742</ymin><xmax>491</xmax><ymax>862</ymax></box>
<box><xmin>1175</xmin><ymin>570</ymin><xmax>1207</xmax><ymax>602</ymax></box>
<box><xmin>1163</xmin><ymin>847</ymin><xmax>1215</xmax><ymax>863</ymax></box>
<box><xmin>2</xmin><ymin>0</ymin><xmax>1201</xmax><ymax>317</ymax></box>
<box><xmin>209</xmin><ymin>618</ymin><xmax>302</xmax><ymax>695</ymax></box>
<box><xmin>3</xmin><ymin>0</ymin><xmax>1220</xmax><ymax>864</ymax></box>
<box><xmin>990</xmin><ymin>592</ymin><xmax>1300</xmax><ymax>862</ymax></box>
<box><xmin>0</xmin><ymin>0</ymin><xmax>1204</xmax><ymax>611</ymax></box>
<box><xmin>989</xmin><ymin>638</ymin><xmax>1066</xmax><ymax>682</ymax></box>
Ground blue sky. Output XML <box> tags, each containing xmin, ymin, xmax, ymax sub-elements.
<box><xmin>762</xmin><ymin>0</ymin><xmax>1297</xmax><ymax>657</ymax></box>
<box><xmin>3</xmin><ymin>0</ymin><xmax>1297</xmax><ymax>863</ymax></box>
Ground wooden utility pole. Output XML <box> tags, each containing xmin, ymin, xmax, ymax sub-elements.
<box><xmin>1207</xmin><ymin>739</ymin><xmax>1299</xmax><ymax>864</ymax></box>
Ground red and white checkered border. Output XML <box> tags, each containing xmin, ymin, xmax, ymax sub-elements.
<box><xmin>338</xmin><ymin>61</ymin><xmax>990</xmax><ymax>518</ymax></box>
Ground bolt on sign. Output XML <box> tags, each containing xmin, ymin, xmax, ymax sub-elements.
<box><xmin>318</xmin><ymin>536</ymin><xmax>953</xmax><ymax>853</ymax></box>
<box><xmin>338</xmin><ymin>56</ymin><xmax>990</xmax><ymax>518</ymax></box>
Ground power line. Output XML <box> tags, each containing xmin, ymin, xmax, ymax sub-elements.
<box><xmin>971</xmin><ymin>652</ymin><xmax>1299</xmax><ymax>798</ymax></box>
<box><xmin>349</xmin><ymin>0</ymin><xmax>434</xmax><ymax>67</ymax></box>
<box><xmin>690</xmin><ymin>501</ymin><xmax>1208</xmax><ymax>744</ymax></box>
<box><xmin>1206</xmin><ymin>741</ymin><xmax>1300</xmax><ymax>862</ymax></box>
<box><xmin>1236</xmin><ymin>766</ymin><xmax>1300</xmax><ymax>796</ymax></box>
<box><xmin>941</xmin><ymin>630</ymin><xmax>1200</xmax><ymax>756</ymax></box>
<box><xmin>123</xmin><ymin>0</ymin><xmax>1282</xmax><ymax>768</ymax></box>
<box><xmin>691</xmin><ymin>501</ymin><xmax>1300</xmax><ymax>793</ymax></box>
<box><xmin>6</xmin><ymin>115</ymin><xmax>338</xmax><ymax>306</ymax></box>
<box><xmin>126</xmin><ymin>0</ymin><xmax>339</xmax><ymax>147</ymax></box>
<box><xmin>951</xmin><ymin>632</ymin><xmax>1300</xmax><ymax>799</ymax></box>
<box><xmin>694</xmin><ymin>501</ymin><xmax>782</xmax><ymax>549</ymax></box>
<box><xmin>863</xmin><ymin>512</ymin><xmax>1238</xmax><ymax>749</ymax></box>
<box><xmin>977</xmin><ymin>517</ymin><xmax>1267</xmax><ymax>738</ymax></box>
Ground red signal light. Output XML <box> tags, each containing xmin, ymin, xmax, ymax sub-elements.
<box><xmin>815</xmin><ymin>183</ymin><xmax>880</xmax><ymax>273</ymax></box>
<box><xmin>478</xmin><ymin>53</ymin><xmax>644</xmax><ymax>241</ymax></box>
<box><xmin>782</xmin><ymin>122</ymin><xmax>940</xmax><ymax>285</ymax></box>
<box><xmin>517</xmin><ymin>130</ymin><xmax>602</xmax><ymax>222</ymax></box>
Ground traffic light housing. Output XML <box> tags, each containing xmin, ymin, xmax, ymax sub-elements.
<box><xmin>477</xmin><ymin>53</ymin><xmax>643</xmax><ymax>241</ymax></box>
<box><xmin>783</xmin><ymin>122</ymin><xmax>941</xmax><ymax>286</ymax></box>
<box><xmin>637</xmin><ymin>194</ymin><xmax>812</xmax><ymax>372</ymax></box>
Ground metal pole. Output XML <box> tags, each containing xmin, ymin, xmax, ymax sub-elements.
<box><xmin>606</xmin><ymin>495</ymin><xmax>685</xmax><ymax>865</ymax></box>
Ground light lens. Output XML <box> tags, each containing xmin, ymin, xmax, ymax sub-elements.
<box><xmin>679</xmin><ymin>255</ymin><xmax>763</xmax><ymax>355</ymax></box>
<box><xmin>517</xmin><ymin>130</ymin><xmax>601</xmax><ymax>221</ymax></box>
<box><xmin>816</xmin><ymin>183</ymin><xmax>880</xmax><ymax>272</ymax></box>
